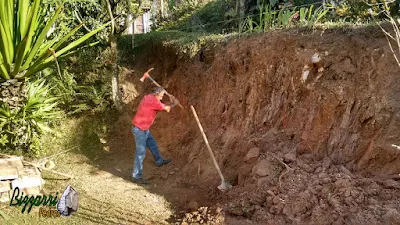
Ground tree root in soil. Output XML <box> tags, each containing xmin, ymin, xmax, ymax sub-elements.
<box><xmin>269</xmin><ymin>152</ymin><xmax>294</xmax><ymax>187</ymax></box>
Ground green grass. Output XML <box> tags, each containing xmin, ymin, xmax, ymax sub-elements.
<box><xmin>118</xmin><ymin>31</ymin><xmax>232</xmax><ymax>59</ymax></box>
<box><xmin>1</xmin><ymin>108</ymin><xmax>175</xmax><ymax>224</ymax></box>
<box><xmin>117</xmin><ymin>18</ymin><xmax>381</xmax><ymax>63</ymax></box>
<box><xmin>42</xmin><ymin>109</ymin><xmax>119</xmax><ymax>161</ymax></box>
<box><xmin>0</xmin><ymin>110</ymin><xmax>125</xmax><ymax>225</ymax></box>
<box><xmin>155</xmin><ymin>0</ymin><xmax>236</xmax><ymax>33</ymax></box>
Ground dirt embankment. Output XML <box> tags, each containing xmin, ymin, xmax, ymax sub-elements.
<box><xmin>119</xmin><ymin>26</ymin><xmax>400</xmax><ymax>224</ymax></box>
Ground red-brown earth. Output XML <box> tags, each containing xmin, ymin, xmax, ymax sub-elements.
<box><xmin>104</xmin><ymin>26</ymin><xmax>400</xmax><ymax>224</ymax></box>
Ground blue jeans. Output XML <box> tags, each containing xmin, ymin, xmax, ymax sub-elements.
<box><xmin>131</xmin><ymin>126</ymin><xmax>164</xmax><ymax>179</ymax></box>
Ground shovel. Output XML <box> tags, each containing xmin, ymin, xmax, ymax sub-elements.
<box><xmin>190</xmin><ymin>105</ymin><xmax>232</xmax><ymax>191</ymax></box>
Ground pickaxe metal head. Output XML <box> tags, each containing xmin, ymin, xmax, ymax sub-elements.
<box><xmin>140</xmin><ymin>68</ymin><xmax>154</xmax><ymax>82</ymax></box>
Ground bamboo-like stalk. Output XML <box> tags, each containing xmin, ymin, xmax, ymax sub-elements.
<box><xmin>104</xmin><ymin>0</ymin><xmax>115</xmax><ymax>42</ymax></box>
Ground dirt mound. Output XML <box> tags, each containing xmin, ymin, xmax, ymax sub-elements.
<box><xmin>172</xmin><ymin>206</ymin><xmax>225</xmax><ymax>225</ymax></box>
<box><xmin>225</xmin><ymin>143</ymin><xmax>400</xmax><ymax>224</ymax></box>
<box><xmin>117</xmin><ymin>26</ymin><xmax>400</xmax><ymax>224</ymax></box>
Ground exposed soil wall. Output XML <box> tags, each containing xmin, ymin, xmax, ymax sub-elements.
<box><xmin>119</xmin><ymin>26</ymin><xmax>400</xmax><ymax>224</ymax></box>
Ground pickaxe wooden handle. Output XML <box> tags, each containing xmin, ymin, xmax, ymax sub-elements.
<box><xmin>140</xmin><ymin>68</ymin><xmax>184</xmax><ymax>109</ymax></box>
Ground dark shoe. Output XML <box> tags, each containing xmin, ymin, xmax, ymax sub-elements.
<box><xmin>131</xmin><ymin>177</ymin><xmax>150</xmax><ymax>185</ymax></box>
<box><xmin>157</xmin><ymin>158</ymin><xmax>172</xmax><ymax>167</ymax></box>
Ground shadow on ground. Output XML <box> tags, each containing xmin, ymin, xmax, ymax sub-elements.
<box><xmin>62</xmin><ymin>99</ymin><xmax>218</xmax><ymax>224</ymax></box>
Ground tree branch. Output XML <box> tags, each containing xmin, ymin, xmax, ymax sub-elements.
<box><xmin>104</xmin><ymin>0</ymin><xmax>115</xmax><ymax>42</ymax></box>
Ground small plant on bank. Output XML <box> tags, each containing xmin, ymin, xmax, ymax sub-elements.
<box><xmin>372</xmin><ymin>0</ymin><xmax>400</xmax><ymax>67</ymax></box>
<box><xmin>240</xmin><ymin>4</ymin><xmax>329</xmax><ymax>33</ymax></box>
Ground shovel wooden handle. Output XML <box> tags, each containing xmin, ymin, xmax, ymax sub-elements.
<box><xmin>190</xmin><ymin>105</ymin><xmax>226</xmax><ymax>183</ymax></box>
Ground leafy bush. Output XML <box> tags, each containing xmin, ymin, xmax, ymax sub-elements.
<box><xmin>43</xmin><ymin>0</ymin><xmax>140</xmax><ymax>42</ymax></box>
<box><xmin>124</xmin><ymin>30</ymin><xmax>227</xmax><ymax>59</ymax></box>
<box><xmin>331</xmin><ymin>0</ymin><xmax>398</xmax><ymax>21</ymax></box>
<box><xmin>43</xmin><ymin>0</ymin><xmax>108</xmax><ymax>42</ymax></box>
<box><xmin>39</xmin><ymin>46</ymin><xmax>113</xmax><ymax>115</ymax></box>
<box><xmin>155</xmin><ymin>0</ymin><xmax>236</xmax><ymax>33</ymax></box>
<box><xmin>0</xmin><ymin>79</ymin><xmax>62</xmax><ymax>156</ymax></box>
<box><xmin>42</xmin><ymin>69</ymin><xmax>77</xmax><ymax>110</ymax></box>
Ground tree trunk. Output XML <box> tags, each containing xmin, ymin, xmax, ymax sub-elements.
<box><xmin>0</xmin><ymin>79</ymin><xmax>26</xmax><ymax>111</ymax></box>
<box><xmin>105</xmin><ymin>0</ymin><xmax>115</xmax><ymax>42</ymax></box>
<box><xmin>236</xmin><ymin>0</ymin><xmax>239</xmax><ymax>30</ymax></box>
<box><xmin>0</xmin><ymin>79</ymin><xmax>28</xmax><ymax>151</ymax></box>
<box><xmin>111</xmin><ymin>74</ymin><xmax>122</xmax><ymax>111</ymax></box>
<box><xmin>237</xmin><ymin>0</ymin><xmax>245</xmax><ymax>31</ymax></box>
<box><xmin>132</xmin><ymin>20</ymin><xmax>135</xmax><ymax>49</ymax></box>
<box><xmin>126</xmin><ymin>0</ymin><xmax>135</xmax><ymax>49</ymax></box>
<box><xmin>152</xmin><ymin>0</ymin><xmax>158</xmax><ymax>25</ymax></box>
<box><xmin>105</xmin><ymin>0</ymin><xmax>121</xmax><ymax>110</ymax></box>
<box><xmin>161</xmin><ymin>0</ymin><xmax>164</xmax><ymax>19</ymax></box>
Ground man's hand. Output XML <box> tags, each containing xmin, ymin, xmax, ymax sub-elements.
<box><xmin>164</xmin><ymin>105</ymin><xmax>171</xmax><ymax>113</ymax></box>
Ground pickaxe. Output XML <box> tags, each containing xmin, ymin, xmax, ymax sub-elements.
<box><xmin>140</xmin><ymin>68</ymin><xmax>184</xmax><ymax>109</ymax></box>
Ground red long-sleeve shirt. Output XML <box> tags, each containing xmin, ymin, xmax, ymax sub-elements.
<box><xmin>132</xmin><ymin>94</ymin><xmax>166</xmax><ymax>130</ymax></box>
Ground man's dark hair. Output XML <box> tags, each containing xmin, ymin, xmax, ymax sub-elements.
<box><xmin>152</xmin><ymin>87</ymin><xmax>165</xmax><ymax>95</ymax></box>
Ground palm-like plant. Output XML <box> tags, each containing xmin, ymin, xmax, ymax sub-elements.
<box><xmin>0</xmin><ymin>0</ymin><xmax>109</xmax><ymax>81</ymax></box>
<box><xmin>0</xmin><ymin>0</ymin><xmax>109</xmax><ymax>154</ymax></box>
<box><xmin>0</xmin><ymin>79</ymin><xmax>61</xmax><ymax>154</ymax></box>
<box><xmin>0</xmin><ymin>0</ymin><xmax>109</xmax><ymax>110</ymax></box>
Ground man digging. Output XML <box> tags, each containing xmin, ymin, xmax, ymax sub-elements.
<box><xmin>131</xmin><ymin>86</ymin><xmax>179</xmax><ymax>185</ymax></box>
